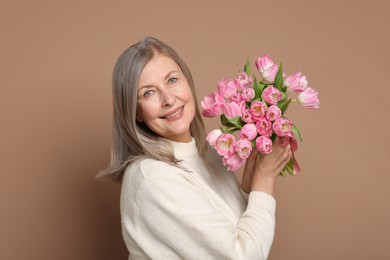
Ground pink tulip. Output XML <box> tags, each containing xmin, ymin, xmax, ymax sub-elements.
<box><xmin>266</xmin><ymin>105</ymin><xmax>282</xmax><ymax>121</ymax></box>
<box><xmin>256</xmin><ymin>117</ymin><xmax>273</xmax><ymax>137</ymax></box>
<box><xmin>218</xmin><ymin>78</ymin><xmax>237</xmax><ymax>99</ymax></box>
<box><xmin>256</xmin><ymin>136</ymin><xmax>273</xmax><ymax>154</ymax></box>
<box><xmin>250</xmin><ymin>100</ymin><xmax>267</xmax><ymax>119</ymax></box>
<box><xmin>290</xmin><ymin>136</ymin><xmax>298</xmax><ymax>152</ymax></box>
<box><xmin>262</xmin><ymin>86</ymin><xmax>282</xmax><ymax>105</ymax></box>
<box><xmin>206</xmin><ymin>129</ymin><xmax>223</xmax><ymax>147</ymax></box>
<box><xmin>239</xmin><ymin>123</ymin><xmax>257</xmax><ymax>140</ymax></box>
<box><xmin>273</xmin><ymin>118</ymin><xmax>293</xmax><ymax>137</ymax></box>
<box><xmin>223</xmin><ymin>101</ymin><xmax>246</xmax><ymax>119</ymax></box>
<box><xmin>215</xmin><ymin>133</ymin><xmax>236</xmax><ymax>157</ymax></box>
<box><xmin>255</xmin><ymin>55</ymin><xmax>275</xmax><ymax>74</ymax></box>
<box><xmin>230</xmin><ymin>93</ymin><xmax>242</xmax><ymax>103</ymax></box>
<box><xmin>241</xmin><ymin>109</ymin><xmax>254</xmax><ymax>124</ymax></box>
<box><xmin>223</xmin><ymin>152</ymin><xmax>246</xmax><ymax>171</ymax></box>
<box><xmin>241</xmin><ymin>87</ymin><xmax>255</xmax><ymax>102</ymax></box>
<box><xmin>284</xmin><ymin>72</ymin><xmax>308</xmax><ymax>93</ymax></box>
<box><xmin>262</xmin><ymin>64</ymin><xmax>279</xmax><ymax>84</ymax></box>
<box><xmin>235</xmin><ymin>139</ymin><xmax>252</xmax><ymax>159</ymax></box>
<box><xmin>235</xmin><ymin>72</ymin><xmax>252</xmax><ymax>91</ymax></box>
<box><xmin>297</xmin><ymin>87</ymin><xmax>320</xmax><ymax>109</ymax></box>
<box><xmin>201</xmin><ymin>91</ymin><xmax>225</xmax><ymax>117</ymax></box>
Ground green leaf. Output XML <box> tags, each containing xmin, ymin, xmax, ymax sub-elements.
<box><xmin>254</xmin><ymin>80</ymin><xmax>261</xmax><ymax>100</ymax></box>
<box><xmin>254</xmin><ymin>82</ymin><xmax>266</xmax><ymax>100</ymax></box>
<box><xmin>220</xmin><ymin>114</ymin><xmax>244</xmax><ymax>133</ymax></box>
<box><xmin>253</xmin><ymin>75</ymin><xmax>258</xmax><ymax>89</ymax></box>
<box><xmin>292</xmin><ymin>124</ymin><xmax>303</xmax><ymax>141</ymax></box>
<box><xmin>274</xmin><ymin>63</ymin><xmax>284</xmax><ymax>90</ymax></box>
<box><xmin>279</xmin><ymin>99</ymin><xmax>291</xmax><ymax>113</ymax></box>
<box><xmin>229</xmin><ymin>117</ymin><xmax>244</xmax><ymax>129</ymax></box>
<box><xmin>244</xmin><ymin>57</ymin><xmax>251</xmax><ymax>76</ymax></box>
<box><xmin>220</xmin><ymin>114</ymin><xmax>229</xmax><ymax>126</ymax></box>
<box><xmin>280</xmin><ymin>91</ymin><xmax>288</xmax><ymax>102</ymax></box>
<box><xmin>258</xmin><ymin>82</ymin><xmax>266</xmax><ymax>92</ymax></box>
<box><xmin>277</xmin><ymin>100</ymin><xmax>285</xmax><ymax>110</ymax></box>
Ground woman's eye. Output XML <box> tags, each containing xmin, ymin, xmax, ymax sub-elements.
<box><xmin>168</xmin><ymin>77</ymin><xmax>177</xmax><ymax>84</ymax></box>
<box><xmin>143</xmin><ymin>90</ymin><xmax>153</xmax><ymax>97</ymax></box>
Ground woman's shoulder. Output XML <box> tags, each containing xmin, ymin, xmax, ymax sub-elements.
<box><xmin>120</xmin><ymin>157</ymin><xmax>195</xmax><ymax>206</ymax></box>
<box><xmin>122</xmin><ymin>158</ymin><xmax>185</xmax><ymax>186</ymax></box>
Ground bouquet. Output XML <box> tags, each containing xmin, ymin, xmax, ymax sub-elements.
<box><xmin>201</xmin><ymin>55</ymin><xmax>320</xmax><ymax>176</ymax></box>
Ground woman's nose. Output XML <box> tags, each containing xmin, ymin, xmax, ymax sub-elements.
<box><xmin>161</xmin><ymin>88</ymin><xmax>176</xmax><ymax>107</ymax></box>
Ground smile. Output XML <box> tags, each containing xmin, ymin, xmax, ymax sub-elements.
<box><xmin>161</xmin><ymin>106</ymin><xmax>184</xmax><ymax>119</ymax></box>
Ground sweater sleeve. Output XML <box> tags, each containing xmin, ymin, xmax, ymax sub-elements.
<box><xmin>121</xmin><ymin>159</ymin><xmax>276</xmax><ymax>260</ymax></box>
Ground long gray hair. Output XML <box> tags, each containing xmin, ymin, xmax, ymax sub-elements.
<box><xmin>97</xmin><ymin>37</ymin><xmax>207</xmax><ymax>183</ymax></box>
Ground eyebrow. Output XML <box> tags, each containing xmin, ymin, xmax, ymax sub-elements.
<box><xmin>138</xmin><ymin>70</ymin><xmax>180</xmax><ymax>91</ymax></box>
<box><xmin>164</xmin><ymin>70</ymin><xmax>179</xmax><ymax>80</ymax></box>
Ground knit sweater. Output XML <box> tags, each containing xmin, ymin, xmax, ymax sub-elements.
<box><xmin>120</xmin><ymin>138</ymin><xmax>276</xmax><ymax>260</ymax></box>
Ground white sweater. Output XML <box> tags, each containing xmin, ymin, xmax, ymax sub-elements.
<box><xmin>120</xmin><ymin>138</ymin><xmax>276</xmax><ymax>259</ymax></box>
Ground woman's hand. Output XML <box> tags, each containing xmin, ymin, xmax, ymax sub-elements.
<box><xmin>242</xmin><ymin>136</ymin><xmax>292</xmax><ymax>196</ymax></box>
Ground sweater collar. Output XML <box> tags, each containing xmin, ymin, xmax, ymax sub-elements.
<box><xmin>162</xmin><ymin>137</ymin><xmax>198</xmax><ymax>158</ymax></box>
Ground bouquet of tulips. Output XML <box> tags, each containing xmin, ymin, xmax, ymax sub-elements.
<box><xmin>201</xmin><ymin>55</ymin><xmax>319</xmax><ymax>175</ymax></box>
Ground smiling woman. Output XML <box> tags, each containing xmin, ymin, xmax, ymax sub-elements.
<box><xmin>97</xmin><ymin>37</ymin><xmax>207</xmax><ymax>183</ymax></box>
<box><xmin>136</xmin><ymin>54</ymin><xmax>195</xmax><ymax>143</ymax></box>
<box><xmin>98</xmin><ymin>37</ymin><xmax>292</xmax><ymax>259</ymax></box>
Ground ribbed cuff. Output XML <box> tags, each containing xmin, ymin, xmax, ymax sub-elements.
<box><xmin>247</xmin><ymin>191</ymin><xmax>276</xmax><ymax>213</ymax></box>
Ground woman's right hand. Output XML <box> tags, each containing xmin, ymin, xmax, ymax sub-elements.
<box><xmin>245</xmin><ymin>137</ymin><xmax>292</xmax><ymax>196</ymax></box>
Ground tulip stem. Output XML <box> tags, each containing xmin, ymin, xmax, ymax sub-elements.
<box><xmin>291</xmin><ymin>99</ymin><xmax>297</xmax><ymax>102</ymax></box>
<box><xmin>285</xmin><ymin>161</ymin><xmax>294</xmax><ymax>176</ymax></box>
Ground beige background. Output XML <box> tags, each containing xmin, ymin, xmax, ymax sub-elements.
<box><xmin>1</xmin><ymin>0</ymin><xmax>389</xmax><ymax>259</ymax></box>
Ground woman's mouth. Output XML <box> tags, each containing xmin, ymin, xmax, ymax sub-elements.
<box><xmin>161</xmin><ymin>106</ymin><xmax>184</xmax><ymax>119</ymax></box>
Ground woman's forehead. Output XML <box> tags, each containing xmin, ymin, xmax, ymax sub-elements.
<box><xmin>138</xmin><ymin>55</ymin><xmax>181</xmax><ymax>85</ymax></box>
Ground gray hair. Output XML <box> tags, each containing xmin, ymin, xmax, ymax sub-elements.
<box><xmin>97</xmin><ymin>37</ymin><xmax>206</xmax><ymax>183</ymax></box>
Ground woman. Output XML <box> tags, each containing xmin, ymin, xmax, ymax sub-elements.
<box><xmin>98</xmin><ymin>37</ymin><xmax>291</xmax><ymax>259</ymax></box>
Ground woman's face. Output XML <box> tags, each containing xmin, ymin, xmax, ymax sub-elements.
<box><xmin>136</xmin><ymin>53</ymin><xmax>195</xmax><ymax>142</ymax></box>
